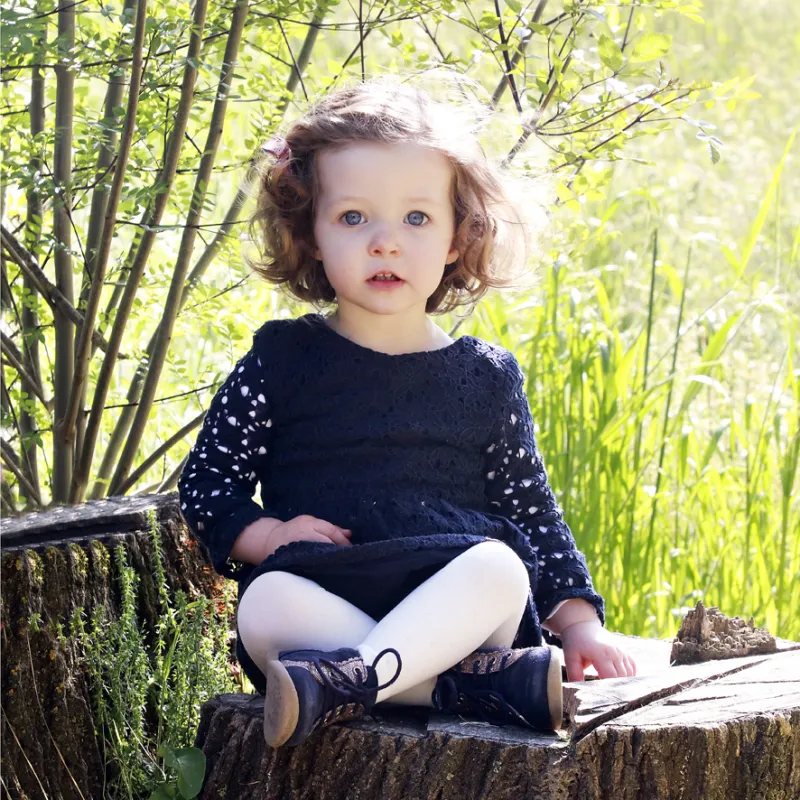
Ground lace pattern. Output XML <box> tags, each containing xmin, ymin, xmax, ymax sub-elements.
<box><xmin>178</xmin><ymin>313</ymin><xmax>603</xmax><ymax>624</ymax></box>
<box><xmin>483</xmin><ymin>351</ymin><xmax>604</xmax><ymax>623</ymax></box>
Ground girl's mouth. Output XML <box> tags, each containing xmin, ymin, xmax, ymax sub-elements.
<box><xmin>367</xmin><ymin>271</ymin><xmax>404</xmax><ymax>288</ymax></box>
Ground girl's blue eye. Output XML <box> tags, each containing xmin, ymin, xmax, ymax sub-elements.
<box><xmin>342</xmin><ymin>211</ymin><xmax>363</xmax><ymax>226</ymax></box>
<box><xmin>406</xmin><ymin>211</ymin><xmax>428</xmax><ymax>226</ymax></box>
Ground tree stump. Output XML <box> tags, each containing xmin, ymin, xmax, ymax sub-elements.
<box><xmin>196</xmin><ymin>636</ymin><xmax>800</xmax><ymax>799</ymax></box>
<box><xmin>0</xmin><ymin>493</ymin><xmax>222</xmax><ymax>800</ymax></box>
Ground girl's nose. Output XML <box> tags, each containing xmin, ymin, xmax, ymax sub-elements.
<box><xmin>368</xmin><ymin>225</ymin><xmax>400</xmax><ymax>257</ymax></box>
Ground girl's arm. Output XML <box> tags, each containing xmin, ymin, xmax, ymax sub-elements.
<box><xmin>483</xmin><ymin>351</ymin><xmax>605</xmax><ymax>628</ymax></box>
<box><xmin>178</xmin><ymin>341</ymin><xmax>277</xmax><ymax>579</ymax></box>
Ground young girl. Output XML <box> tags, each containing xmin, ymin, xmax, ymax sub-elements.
<box><xmin>178</xmin><ymin>78</ymin><xmax>636</xmax><ymax>749</ymax></box>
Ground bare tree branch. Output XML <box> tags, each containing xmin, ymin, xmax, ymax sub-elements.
<box><xmin>0</xmin><ymin>332</ymin><xmax>52</xmax><ymax>411</ymax></box>
<box><xmin>63</xmin><ymin>0</ymin><xmax>148</xmax><ymax>484</ymax></box>
<box><xmin>493</xmin><ymin>0</ymin><xmax>522</xmax><ymax>113</ymax></box>
<box><xmin>153</xmin><ymin>453</ymin><xmax>188</xmax><ymax>493</ymax></box>
<box><xmin>1</xmin><ymin>438</ymin><xmax>43</xmax><ymax>508</ymax></box>
<box><xmin>491</xmin><ymin>0</ymin><xmax>547</xmax><ymax>107</ymax></box>
<box><xmin>115</xmin><ymin>408</ymin><xmax>205</xmax><ymax>495</ymax></box>
<box><xmin>76</xmin><ymin>0</ymin><xmax>212</xmax><ymax>502</ymax></box>
<box><xmin>1</xmin><ymin>225</ymin><xmax>124</xmax><ymax>357</ymax></box>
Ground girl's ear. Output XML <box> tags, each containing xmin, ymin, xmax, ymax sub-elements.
<box><xmin>446</xmin><ymin>245</ymin><xmax>459</xmax><ymax>264</ymax></box>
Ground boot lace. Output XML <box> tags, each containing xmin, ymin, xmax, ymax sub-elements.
<box><xmin>314</xmin><ymin>648</ymin><xmax>403</xmax><ymax>727</ymax></box>
<box><xmin>433</xmin><ymin>652</ymin><xmax>528</xmax><ymax>726</ymax></box>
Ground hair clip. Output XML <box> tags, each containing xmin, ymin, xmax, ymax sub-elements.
<box><xmin>262</xmin><ymin>135</ymin><xmax>292</xmax><ymax>164</ymax></box>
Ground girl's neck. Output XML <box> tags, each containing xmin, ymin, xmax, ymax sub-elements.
<box><xmin>325</xmin><ymin>307</ymin><xmax>452</xmax><ymax>355</ymax></box>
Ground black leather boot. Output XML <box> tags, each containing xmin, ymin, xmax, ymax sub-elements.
<box><xmin>432</xmin><ymin>646</ymin><xmax>562</xmax><ymax>731</ymax></box>
<box><xmin>263</xmin><ymin>646</ymin><xmax>402</xmax><ymax>747</ymax></box>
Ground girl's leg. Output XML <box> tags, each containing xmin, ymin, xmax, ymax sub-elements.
<box><xmin>237</xmin><ymin>571</ymin><xmax>377</xmax><ymax>672</ymax></box>
<box><xmin>238</xmin><ymin>571</ymin><xmax>449</xmax><ymax>707</ymax></box>
<box><xmin>357</xmin><ymin>540</ymin><xmax>530</xmax><ymax>704</ymax></box>
<box><xmin>238</xmin><ymin>540</ymin><xmax>529</xmax><ymax>707</ymax></box>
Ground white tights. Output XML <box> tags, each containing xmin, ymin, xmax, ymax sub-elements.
<box><xmin>237</xmin><ymin>540</ymin><xmax>530</xmax><ymax>706</ymax></box>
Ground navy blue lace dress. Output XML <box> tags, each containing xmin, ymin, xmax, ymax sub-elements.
<box><xmin>178</xmin><ymin>313</ymin><xmax>604</xmax><ymax>693</ymax></box>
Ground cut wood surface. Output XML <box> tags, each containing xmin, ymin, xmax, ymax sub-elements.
<box><xmin>565</xmin><ymin>648</ymin><xmax>800</xmax><ymax>736</ymax></box>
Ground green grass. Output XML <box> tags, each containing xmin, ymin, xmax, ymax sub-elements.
<box><xmin>439</xmin><ymin>0</ymin><xmax>800</xmax><ymax>641</ymax></box>
<box><xmin>449</xmin><ymin>138</ymin><xmax>799</xmax><ymax>639</ymax></box>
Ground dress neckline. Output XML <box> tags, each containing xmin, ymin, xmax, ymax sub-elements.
<box><xmin>304</xmin><ymin>313</ymin><xmax>470</xmax><ymax>360</ymax></box>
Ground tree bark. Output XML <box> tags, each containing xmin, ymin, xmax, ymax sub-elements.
<box><xmin>196</xmin><ymin>646</ymin><xmax>800</xmax><ymax>799</ymax></box>
<box><xmin>0</xmin><ymin>493</ymin><xmax>223</xmax><ymax>800</ymax></box>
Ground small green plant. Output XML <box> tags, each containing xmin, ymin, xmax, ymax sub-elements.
<box><xmin>74</xmin><ymin>531</ymin><xmax>237</xmax><ymax>799</ymax></box>
<box><xmin>149</xmin><ymin>745</ymin><xmax>206</xmax><ymax>800</ymax></box>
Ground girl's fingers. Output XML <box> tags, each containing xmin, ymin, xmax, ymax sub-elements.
<box><xmin>310</xmin><ymin>519</ymin><xmax>340</xmax><ymax>536</ymax></box>
<box><xmin>596</xmin><ymin>658</ymin><xmax>619</xmax><ymax>680</ymax></box>
<box><xmin>564</xmin><ymin>653</ymin><xmax>586</xmax><ymax>682</ymax></box>
<box><xmin>312</xmin><ymin>522</ymin><xmax>351</xmax><ymax>546</ymax></box>
<box><xmin>303</xmin><ymin>530</ymin><xmax>337</xmax><ymax>545</ymax></box>
<box><xmin>624</xmin><ymin>653</ymin><xmax>637</xmax><ymax>677</ymax></box>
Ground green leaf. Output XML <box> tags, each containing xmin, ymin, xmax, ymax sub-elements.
<box><xmin>174</xmin><ymin>748</ymin><xmax>206</xmax><ymax>798</ymax></box>
<box><xmin>677</xmin><ymin>313</ymin><xmax>740</xmax><ymax>416</ymax></box>
<box><xmin>630</xmin><ymin>33</ymin><xmax>672</xmax><ymax>64</ymax></box>
<box><xmin>149</xmin><ymin>783</ymin><xmax>176</xmax><ymax>800</ymax></box>
<box><xmin>479</xmin><ymin>11</ymin><xmax>499</xmax><ymax>31</ymax></box>
<box><xmin>159</xmin><ymin>743</ymin><xmax>179</xmax><ymax>770</ymax></box>
<box><xmin>598</xmin><ymin>34</ymin><xmax>624</xmax><ymax>72</ymax></box>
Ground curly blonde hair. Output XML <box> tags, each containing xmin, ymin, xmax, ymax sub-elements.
<box><xmin>247</xmin><ymin>76</ymin><xmax>542</xmax><ymax>314</ymax></box>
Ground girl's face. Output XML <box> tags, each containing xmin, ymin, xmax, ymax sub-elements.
<box><xmin>313</xmin><ymin>141</ymin><xmax>459</xmax><ymax>322</ymax></box>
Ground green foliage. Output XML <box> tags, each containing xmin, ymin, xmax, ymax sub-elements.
<box><xmin>73</xmin><ymin>532</ymin><xmax>236</xmax><ymax>799</ymax></box>
<box><xmin>448</xmin><ymin>111</ymin><xmax>799</xmax><ymax>638</ymax></box>
<box><xmin>149</xmin><ymin>746</ymin><xmax>206</xmax><ymax>800</ymax></box>
<box><xmin>1</xmin><ymin>1</ymin><xmax>797</xmax><ymax>638</ymax></box>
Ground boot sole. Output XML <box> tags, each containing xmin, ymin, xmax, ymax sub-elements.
<box><xmin>263</xmin><ymin>659</ymin><xmax>299</xmax><ymax>748</ymax></box>
<box><xmin>546</xmin><ymin>647</ymin><xmax>563</xmax><ymax>730</ymax></box>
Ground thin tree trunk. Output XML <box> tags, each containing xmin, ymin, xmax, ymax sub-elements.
<box><xmin>89</xmin><ymin>4</ymin><xmax>328</xmax><ymax>499</ymax></box>
<box><xmin>52</xmin><ymin>0</ymin><xmax>76</xmax><ymax>503</ymax></box>
<box><xmin>73</xmin><ymin>0</ymin><xmax>211</xmax><ymax>502</ymax></box>
<box><xmin>108</xmin><ymin>0</ymin><xmax>251</xmax><ymax>495</ymax></box>
<box><xmin>20</xmin><ymin>11</ymin><xmax>48</xmax><ymax>509</ymax></box>
<box><xmin>64</xmin><ymin>0</ymin><xmax>148</xmax><ymax>497</ymax></box>
<box><xmin>73</xmin><ymin>0</ymin><xmax>138</xmax><ymax>463</ymax></box>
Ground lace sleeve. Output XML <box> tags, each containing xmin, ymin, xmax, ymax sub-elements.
<box><xmin>178</xmin><ymin>340</ymin><xmax>277</xmax><ymax>579</ymax></box>
<box><xmin>483</xmin><ymin>352</ymin><xmax>605</xmax><ymax>625</ymax></box>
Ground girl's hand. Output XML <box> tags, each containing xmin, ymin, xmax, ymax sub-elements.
<box><xmin>560</xmin><ymin>619</ymin><xmax>637</xmax><ymax>681</ymax></box>
<box><xmin>232</xmin><ymin>515</ymin><xmax>352</xmax><ymax>564</ymax></box>
<box><xmin>265</xmin><ymin>515</ymin><xmax>352</xmax><ymax>559</ymax></box>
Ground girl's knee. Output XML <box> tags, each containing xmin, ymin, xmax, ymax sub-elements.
<box><xmin>237</xmin><ymin>571</ymin><xmax>301</xmax><ymax>634</ymax></box>
<box><xmin>457</xmin><ymin>541</ymin><xmax>530</xmax><ymax>597</ymax></box>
